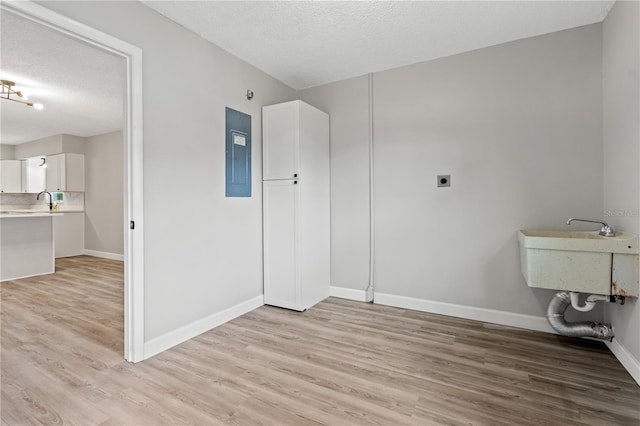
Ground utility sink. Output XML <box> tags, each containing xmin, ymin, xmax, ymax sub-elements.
<box><xmin>518</xmin><ymin>230</ymin><xmax>639</xmax><ymax>297</ymax></box>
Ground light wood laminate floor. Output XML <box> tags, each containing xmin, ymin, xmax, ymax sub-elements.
<box><xmin>1</xmin><ymin>256</ymin><xmax>639</xmax><ymax>425</ymax></box>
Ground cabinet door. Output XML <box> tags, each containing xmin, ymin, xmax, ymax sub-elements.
<box><xmin>263</xmin><ymin>180</ymin><xmax>299</xmax><ymax>309</ymax></box>
<box><xmin>22</xmin><ymin>158</ymin><xmax>46</xmax><ymax>193</ymax></box>
<box><xmin>53</xmin><ymin>213</ymin><xmax>85</xmax><ymax>258</ymax></box>
<box><xmin>263</xmin><ymin>102</ymin><xmax>299</xmax><ymax>180</ymax></box>
<box><xmin>45</xmin><ymin>154</ymin><xmax>84</xmax><ymax>192</ymax></box>
<box><xmin>0</xmin><ymin>160</ymin><xmax>22</xmax><ymax>193</ymax></box>
<box><xmin>46</xmin><ymin>154</ymin><xmax>64</xmax><ymax>191</ymax></box>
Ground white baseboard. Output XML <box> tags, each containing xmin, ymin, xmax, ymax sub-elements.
<box><xmin>373</xmin><ymin>292</ymin><xmax>555</xmax><ymax>334</ymax></box>
<box><xmin>1</xmin><ymin>270</ymin><xmax>54</xmax><ymax>282</ymax></box>
<box><xmin>330</xmin><ymin>286</ymin><xmax>369</xmax><ymax>302</ymax></box>
<box><xmin>143</xmin><ymin>295</ymin><xmax>264</xmax><ymax>360</ymax></box>
<box><xmin>606</xmin><ymin>339</ymin><xmax>640</xmax><ymax>386</ymax></box>
<box><xmin>83</xmin><ymin>249</ymin><xmax>124</xmax><ymax>261</ymax></box>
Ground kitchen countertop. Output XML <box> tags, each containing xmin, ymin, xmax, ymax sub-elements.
<box><xmin>0</xmin><ymin>211</ymin><xmax>64</xmax><ymax>219</ymax></box>
<box><xmin>0</xmin><ymin>206</ymin><xmax>84</xmax><ymax>218</ymax></box>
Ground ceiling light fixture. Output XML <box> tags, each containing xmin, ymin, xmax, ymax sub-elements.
<box><xmin>1</xmin><ymin>80</ymin><xmax>43</xmax><ymax>109</ymax></box>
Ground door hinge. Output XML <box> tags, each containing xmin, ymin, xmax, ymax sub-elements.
<box><xmin>130</xmin><ymin>220</ymin><xmax>135</xmax><ymax>230</ymax></box>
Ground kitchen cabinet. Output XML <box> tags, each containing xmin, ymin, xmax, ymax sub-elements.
<box><xmin>0</xmin><ymin>160</ymin><xmax>22</xmax><ymax>193</ymax></box>
<box><xmin>46</xmin><ymin>153</ymin><xmax>85</xmax><ymax>192</ymax></box>
<box><xmin>21</xmin><ymin>157</ymin><xmax>46</xmax><ymax>193</ymax></box>
<box><xmin>262</xmin><ymin>100</ymin><xmax>330</xmax><ymax>311</ymax></box>
<box><xmin>54</xmin><ymin>212</ymin><xmax>84</xmax><ymax>258</ymax></box>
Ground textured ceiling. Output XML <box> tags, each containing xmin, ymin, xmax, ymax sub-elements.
<box><xmin>143</xmin><ymin>1</ymin><xmax>615</xmax><ymax>90</ymax></box>
<box><xmin>1</xmin><ymin>10</ymin><xmax>124</xmax><ymax>145</ymax></box>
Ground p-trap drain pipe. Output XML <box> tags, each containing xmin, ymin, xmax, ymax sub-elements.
<box><xmin>547</xmin><ymin>291</ymin><xmax>614</xmax><ymax>340</ymax></box>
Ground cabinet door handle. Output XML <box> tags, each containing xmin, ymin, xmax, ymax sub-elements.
<box><xmin>294</xmin><ymin>181</ymin><xmax>298</xmax><ymax>185</ymax></box>
<box><xmin>294</xmin><ymin>173</ymin><xmax>298</xmax><ymax>178</ymax></box>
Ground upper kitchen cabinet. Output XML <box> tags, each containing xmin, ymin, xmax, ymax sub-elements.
<box><xmin>0</xmin><ymin>160</ymin><xmax>22</xmax><ymax>193</ymax></box>
<box><xmin>21</xmin><ymin>157</ymin><xmax>46</xmax><ymax>193</ymax></box>
<box><xmin>46</xmin><ymin>153</ymin><xmax>85</xmax><ymax>192</ymax></box>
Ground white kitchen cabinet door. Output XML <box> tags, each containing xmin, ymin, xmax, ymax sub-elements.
<box><xmin>54</xmin><ymin>212</ymin><xmax>85</xmax><ymax>258</ymax></box>
<box><xmin>0</xmin><ymin>160</ymin><xmax>22</xmax><ymax>193</ymax></box>
<box><xmin>263</xmin><ymin>180</ymin><xmax>299</xmax><ymax>310</ymax></box>
<box><xmin>46</xmin><ymin>153</ymin><xmax>84</xmax><ymax>192</ymax></box>
<box><xmin>262</xmin><ymin>101</ymin><xmax>299</xmax><ymax>180</ymax></box>
<box><xmin>21</xmin><ymin>158</ymin><xmax>46</xmax><ymax>193</ymax></box>
<box><xmin>46</xmin><ymin>154</ymin><xmax>63</xmax><ymax>191</ymax></box>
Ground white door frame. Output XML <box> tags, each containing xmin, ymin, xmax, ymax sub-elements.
<box><xmin>2</xmin><ymin>1</ymin><xmax>145</xmax><ymax>362</ymax></box>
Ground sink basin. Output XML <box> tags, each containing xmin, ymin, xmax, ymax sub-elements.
<box><xmin>519</xmin><ymin>230</ymin><xmax>638</xmax><ymax>254</ymax></box>
<box><xmin>518</xmin><ymin>230</ymin><xmax>639</xmax><ymax>297</ymax></box>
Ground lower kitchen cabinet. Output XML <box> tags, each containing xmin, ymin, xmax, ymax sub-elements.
<box><xmin>54</xmin><ymin>212</ymin><xmax>84</xmax><ymax>258</ymax></box>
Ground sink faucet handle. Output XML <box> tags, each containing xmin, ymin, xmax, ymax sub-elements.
<box><xmin>600</xmin><ymin>224</ymin><xmax>616</xmax><ymax>237</ymax></box>
<box><xmin>566</xmin><ymin>217</ymin><xmax>615</xmax><ymax>237</ymax></box>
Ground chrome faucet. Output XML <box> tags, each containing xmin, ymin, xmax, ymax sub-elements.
<box><xmin>37</xmin><ymin>191</ymin><xmax>53</xmax><ymax>211</ymax></box>
<box><xmin>566</xmin><ymin>217</ymin><xmax>615</xmax><ymax>237</ymax></box>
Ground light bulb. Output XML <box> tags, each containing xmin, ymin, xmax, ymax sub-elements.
<box><xmin>33</xmin><ymin>103</ymin><xmax>44</xmax><ymax>110</ymax></box>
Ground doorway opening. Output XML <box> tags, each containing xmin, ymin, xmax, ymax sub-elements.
<box><xmin>2</xmin><ymin>1</ymin><xmax>144</xmax><ymax>362</ymax></box>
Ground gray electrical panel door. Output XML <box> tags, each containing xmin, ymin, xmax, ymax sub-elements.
<box><xmin>225</xmin><ymin>107</ymin><xmax>251</xmax><ymax>197</ymax></box>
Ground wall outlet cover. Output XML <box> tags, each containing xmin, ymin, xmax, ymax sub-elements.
<box><xmin>437</xmin><ymin>175</ymin><xmax>451</xmax><ymax>187</ymax></box>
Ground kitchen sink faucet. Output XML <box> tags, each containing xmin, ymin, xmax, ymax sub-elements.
<box><xmin>37</xmin><ymin>191</ymin><xmax>53</xmax><ymax>211</ymax></box>
<box><xmin>566</xmin><ymin>217</ymin><xmax>615</xmax><ymax>237</ymax></box>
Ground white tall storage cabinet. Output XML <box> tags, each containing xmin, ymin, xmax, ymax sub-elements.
<box><xmin>262</xmin><ymin>100</ymin><xmax>330</xmax><ymax>311</ymax></box>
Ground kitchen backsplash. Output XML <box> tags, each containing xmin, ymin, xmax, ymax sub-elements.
<box><xmin>0</xmin><ymin>192</ymin><xmax>84</xmax><ymax>211</ymax></box>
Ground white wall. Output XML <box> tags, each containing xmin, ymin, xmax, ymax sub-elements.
<box><xmin>603</xmin><ymin>0</ymin><xmax>640</xmax><ymax>369</ymax></box>
<box><xmin>61</xmin><ymin>134</ymin><xmax>87</xmax><ymax>155</ymax></box>
<box><xmin>14</xmin><ymin>134</ymin><xmax>63</xmax><ymax>159</ymax></box>
<box><xmin>299</xmin><ymin>76</ymin><xmax>371</xmax><ymax>291</ymax></box>
<box><xmin>39</xmin><ymin>1</ymin><xmax>296</xmax><ymax>343</ymax></box>
<box><xmin>373</xmin><ymin>24</ymin><xmax>603</xmax><ymax>316</ymax></box>
<box><xmin>0</xmin><ymin>144</ymin><xmax>16</xmax><ymax>160</ymax></box>
<box><xmin>303</xmin><ymin>24</ymin><xmax>605</xmax><ymax>323</ymax></box>
<box><xmin>84</xmin><ymin>130</ymin><xmax>124</xmax><ymax>256</ymax></box>
<box><xmin>12</xmin><ymin>133</ymin><xmax>84</xmax><ymax>159</ymax></box>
